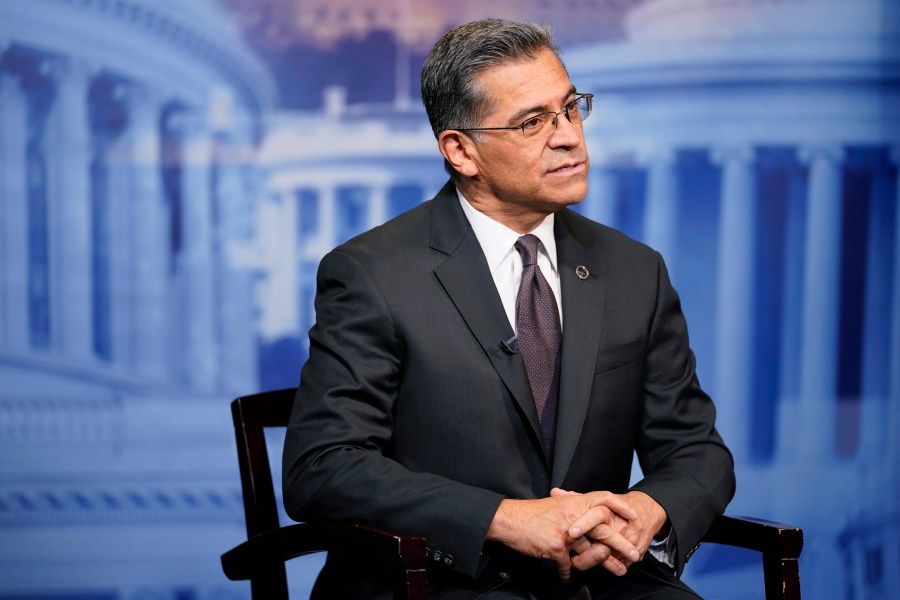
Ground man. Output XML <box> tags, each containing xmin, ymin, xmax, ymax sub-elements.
<box><xmin>283</xmin><ymin>18</ymin><xmax>735</xmax><ymax>599</ymax></box>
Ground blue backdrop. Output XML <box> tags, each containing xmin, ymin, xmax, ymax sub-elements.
<box><xmin>0</xmin><ymin>0</ymin><xmax>898</xmax><ymax>598</ymax></box>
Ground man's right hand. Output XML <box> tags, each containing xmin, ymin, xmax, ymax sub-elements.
<box><xmin>485</xmin><ymin>489</ymin><xmax>641</xmax><ymax>582</ymax></box>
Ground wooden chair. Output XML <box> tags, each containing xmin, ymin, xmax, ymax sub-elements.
<box><xmin>221</xmin><ymin>388</ymin><xmax>803</xmax><ymax>599</ymax></box>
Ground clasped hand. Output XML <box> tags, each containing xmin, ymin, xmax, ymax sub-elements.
<box><xmin>486</xmin><ymin>488</ymin><xmax>668</xmax><ymax>582</ymax></box>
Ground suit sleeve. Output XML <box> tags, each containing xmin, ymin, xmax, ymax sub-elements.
<box><xmin>629</xmin><ymin>253</ymin><xmax>736</xmax><ymax>575</ymax></box>
<box><xmin>281</xmin><ymin>248</ymin><xmax>503</xmax><ymax>579</ymax></box>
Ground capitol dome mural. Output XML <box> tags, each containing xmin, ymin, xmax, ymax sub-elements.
<box><xmin>0</xmin><ymin>0</ymin><xmax>897</xmax><ymax>598</ymax></box>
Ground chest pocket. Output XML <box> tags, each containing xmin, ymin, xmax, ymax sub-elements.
<box><xmin>594</xmin><ymin>336</ymin><xmax>645</xmax><ymax>374</ymax></box>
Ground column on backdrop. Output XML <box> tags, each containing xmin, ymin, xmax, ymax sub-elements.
<box><xmin>44</xmin><ymin>58</ymin><xmax>94</xmax><ymax>359</ymax></box>
<box><xmin>215</xmin><ymin>117</ymin><xmax>259</xmax><ymax>395</ymax></box>
<box><xmin>176</xmin><ymin>109</ymin><xmax>217</xmax><ymax>393</ymax></box>
<box><xmin>0</xmin><ymin>70</ymin><xmax>29</xmax><ymax>349</ymax></box>
<box><xmin>712</xmin><ymin>145</ymin><xmax>757</xmax><ymax>461</ymax></box>
<box><xmin>797</xmin><ymin>145</ymin><xmax>845</xmax><ymax>460</ymax></box>
<box><xmin>640</xmin><ymin>146</ymin><xmax>678</xmax><ymax>269</ymax></box>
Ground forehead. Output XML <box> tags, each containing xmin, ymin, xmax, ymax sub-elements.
<box><xmin>475</xmin><ymin>49</ymin><xmax>572</xmax><ymax>117</ymax></box>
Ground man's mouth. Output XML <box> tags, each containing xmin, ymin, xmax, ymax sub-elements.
<box><xmin>548</xmin><ymin>161</ymin><xmax>584</xmax><ymax>174</ymax></box>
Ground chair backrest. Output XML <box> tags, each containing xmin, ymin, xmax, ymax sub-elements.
<box><xmin>231</xmin><ymin>388</ymin><xmax>296</xmax><ymax>539</ymax></box>
<box><xmin>227</xmin><ymin>388</ymin><xmax>427</xmax><ymax>600</ymax></box>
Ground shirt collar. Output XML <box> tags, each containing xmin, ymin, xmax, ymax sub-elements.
<box><xmin>456</xmin><ymin>188</ymin><xmax>558</xmax><ymax>274</ymax></box>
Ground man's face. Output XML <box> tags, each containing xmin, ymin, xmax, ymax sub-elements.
<box><xmin>459</xmin><ymin>49</ymin><xmax>589</xmax><ymax>226</ymax></box>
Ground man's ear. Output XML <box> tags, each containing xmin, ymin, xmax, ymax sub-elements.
<box><xmin>438</xmin><ymin>130</ymin><xmax>480</xmax><ymax>178</ymax></box>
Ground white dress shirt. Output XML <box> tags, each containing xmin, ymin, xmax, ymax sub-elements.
<box><xmin>456</xmin><ymin>190</ymin><xmax>562</xmax><ymax>333</ymax></box>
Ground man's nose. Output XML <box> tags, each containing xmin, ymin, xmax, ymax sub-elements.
<box><xmin>548</xmin><ymin>114</ymin><xmax>582</xmax><ymax>147</ymax></box>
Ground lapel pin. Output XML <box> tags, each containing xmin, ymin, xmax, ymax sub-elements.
<box><xmin>575</xmin><ymin>265</ymin><xmax>590</xmax><ymax>280</ymax></box>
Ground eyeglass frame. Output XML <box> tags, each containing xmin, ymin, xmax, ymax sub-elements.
<box><xmin>450</xmin><ymin>92</ymin><xmax>593</xmax><ymax>138</ymax></box>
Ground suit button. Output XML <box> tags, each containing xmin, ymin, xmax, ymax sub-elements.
<box><xmin>443</xmin><ymin>554</ymin><xmax>455</xmax><ymax>567</ymax></box>
<box><xmin>424</xmin><ymin>547</ymin><xmax>432</xmax><ymax>559</ymax></box>
<box><xmin>432</xmin><ymin>550</ymin><xmax>443</xmax><ymax>563</ymax></box>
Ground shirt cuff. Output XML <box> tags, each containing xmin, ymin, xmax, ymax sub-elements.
<box><xmin>647</xmin><ymin>528</ymin><xmax>677</xmax><ymax>570</ymax></box>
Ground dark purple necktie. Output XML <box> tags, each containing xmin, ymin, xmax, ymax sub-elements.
<box><xmin>515</xmin><ymin>234</ymin><xmax>561</xmax><ymax>461</ymax></box>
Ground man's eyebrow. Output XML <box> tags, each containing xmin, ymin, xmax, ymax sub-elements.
<box><xmin>506</xmin><ymin>85</ymin><xmax>578</xmax><ymax>125</ymax></box>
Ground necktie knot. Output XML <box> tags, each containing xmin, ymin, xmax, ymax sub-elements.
<box><xmin>515</xmin><ymin>234</ymin><xmax>540</xmax><ymax>267</ymax></box>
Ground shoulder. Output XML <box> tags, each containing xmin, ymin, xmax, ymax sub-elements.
<box><xmin>558</xmin><ymin>208</ymin><xmax>661</xmax><ymax>266</ymax></box>
<box><xmin>329</xmin><ymin>181</ymin><xmax>464</xmax><ymax>270</ymax></box>
<box><xmin>334</xmin><ymin>200</ymin><xmax>435</xmax><ymax>264</ymax></box>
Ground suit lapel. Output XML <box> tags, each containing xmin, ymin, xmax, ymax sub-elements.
<box><xmin>551</xmin><ymin>212</ymin><xmax>607</xmax><ymax>486</ymax></box>
<box><xmin>429</xmin><ymin>184</ymin><xmax>543</xmax><ymax>447</ymax></box>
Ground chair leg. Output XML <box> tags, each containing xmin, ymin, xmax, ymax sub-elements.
<box><xmin>763</xmin><ymin>554</ymin><xmax>801</xmax><ymax>600</ymax></box>
<box><xmin>394</xmin><ymin>567</ymin><xmax>428</xmax><ymax>600</ymax></box>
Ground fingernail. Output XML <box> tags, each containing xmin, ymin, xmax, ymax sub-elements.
<box><xmin>629</xmin><ymin>550</ymin><xmax>640</xmax><ymax>561</ymax></box>
<box><xmin>570</xmin><ymin>527</ymin><xmax>581</xmax><ymax>537</ymax></box>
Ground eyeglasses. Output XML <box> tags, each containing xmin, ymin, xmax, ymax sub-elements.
<box><xmin>453</xmin><ymin>93</ymin><xmax>593</xmax><ymax>140</ymax></box>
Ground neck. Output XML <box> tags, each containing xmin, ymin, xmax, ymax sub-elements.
<box><xmin>457</xmin><ymin>182</ymin><xmax>553</xmax><ymax>234</ymax></box>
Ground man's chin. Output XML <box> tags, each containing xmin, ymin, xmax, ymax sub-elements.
<box><xmin>551</xmin><ymin>180</ymin><xmax>588</xmax><ymax>208</ymax></box>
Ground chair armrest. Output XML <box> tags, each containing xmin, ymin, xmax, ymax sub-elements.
<box><xmin>222</xmin><ymin>522</ymin><xmax>426</xmax><ymax>581</ymax></box>
<box><xmin>701</xmin><ymin>515</ymin><xmax>804</xmax><ymax>600</ymax></box>
<box><xmin>701</xmin><ymin>515</ymin><xmax>803</xmax><ymax>558</ymax></box>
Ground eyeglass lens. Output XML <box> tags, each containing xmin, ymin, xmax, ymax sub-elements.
<box><xmin>524</xmin><ymin>95</ymin><xmax>592</xmax><ymax>138</ymax></box>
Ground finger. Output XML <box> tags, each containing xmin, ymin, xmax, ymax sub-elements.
<box><xmin>599</xmin><ymin>510</ymin><xmax>655</xmax><ymax>551</ymax></box>
<box><xmin>568</xmin><ymin>535</ymin><xmax>592</xmax><ymax>556</ymax></box>
<box><xmin>600</xmin><ymin>554</ymin><xmax>629</xmax><ymax>577</ymax></box>
<box><xmin>567</xmin><ymin>504</ymin><xmax>614</xmax><ymax>539</ymax></box>
<box><xmin>585</xmin><ymin>514</ymin><xmax>636</xmax><ymax>544</ymax></box>
<box><xmin>584</xmin><ymin>491</ymin><xmax>639</xmax><ymax>521</ymax></box>
<box><xmin>579</xmin><ymin>523</ymin><xmax>640</xmax><ymax>566</ymax></box>
<box><xmin>570</xmin><ymin>540</ymin><xmax>611</xmax><ymax>571</ymax></box>
<box><xmin>571</xmin><ymin>543</ymin><xmax>629</xmax><ymax>577</ymax></box>
<box><xmin>550</xmin><ymin>487</ymin><xmax>577</xmax><ymax>497</ymax></box>
<box><xmin>554</xmin><ymin>553</ymin><xmax>573</xmax><ymax>583</ymax></box>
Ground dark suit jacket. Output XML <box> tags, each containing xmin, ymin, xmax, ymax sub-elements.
<box><xmin>282</xmin><ymin>180</ymin><xmax>735</xmax><ymax>598</ymax></box>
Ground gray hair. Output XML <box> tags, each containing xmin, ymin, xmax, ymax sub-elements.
<box><xmin>420</xmin><ymin>19</ymin><xmax>562</xmax><ymax>177</ymax></box>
